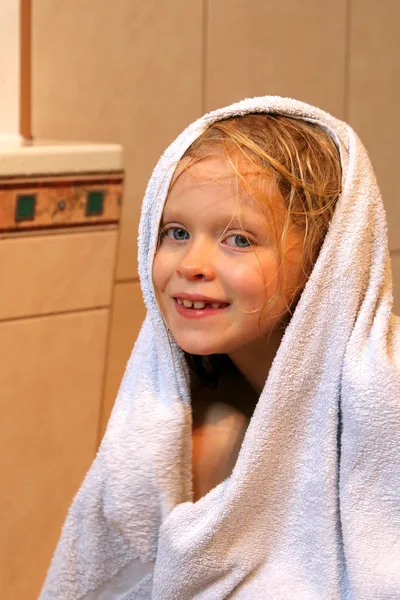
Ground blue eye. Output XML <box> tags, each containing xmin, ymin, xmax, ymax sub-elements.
<box><xmin>225</xmin><ymin>234</ymin><xmax>251</xmax><ymax>248</ymax></box>
<box><xmin>165</xmin><ymin>227</ymin><xmax>190</xmax><ymax>241</ymax></box>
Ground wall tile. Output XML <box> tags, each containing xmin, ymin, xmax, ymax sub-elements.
<box><xmin>0</xmin><ymin>229</ymin><xmax>117</xmax><ymax>320</ymax></box>
<box><xmin>0</xmin><ymin>310</ymin><xmax>108</xmax><ymax>599</ymax></box>
<box><xmin>99</xmin><ymin>280</ymin><xmax>146</xmax><ymax>439</ymax></box>
<box><xmin>0</xmin><ymin>0</ymin><xmax>20</xmax><ymax>136</ymax></box>
<box><xmin>32</xmin><ymin>0</ymin><xmax>203</xmax><ymax>280</ymax></box>
<box><xmin>392</xmin><ymin>253</ymin><xmax>400</xmax><ymax>316</ymax></box>
<box><xmin>348</xmin><ymin>0</ymin><xmax>400</xmax><ymax>250</ymax></box>
<box><xmin>206</xmin><ymin>0</ymin><xmax>347</xmax><ymax>118</ymax></box>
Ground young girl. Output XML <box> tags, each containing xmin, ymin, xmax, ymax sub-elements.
<box><xmin>40</xmin><ymin>97</ymin><xmax>400</xmax><ymax>599</ymax></box>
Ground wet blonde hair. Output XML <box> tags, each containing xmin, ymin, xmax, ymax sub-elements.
<box><xmin>174</xmin><ymin>113</ymin><xmax>342</xmax><ymax>319</ymax></box>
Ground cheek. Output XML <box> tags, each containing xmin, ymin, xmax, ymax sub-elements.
<box><xmin>261</xmin><ymin>257</ymin><xmax>281</xmax><ymax>297</ymax></box>
<box><xmin>152</xmin><ymin>251</ymin><xmax>171</xmax><ymax>293</ymax></box>
<box><xmin>224</xmin><ymin>257</ymin><xmax>279</xmax><ymax>306</ymax></box>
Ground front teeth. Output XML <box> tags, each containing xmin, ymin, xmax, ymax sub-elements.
<box><xmin>182</xmin><ymin>299</ymin><xmax>206</xmax><ymax>309</ymax></box>
<box><xmin>177</xmin><ymin>298</ymin><xmax>224</xmax><ymax>309</ymax></box>
<box><xmin>194</xmin><ymin>301</ymin><xmax>207</xmax><ymax>309</ymax></box>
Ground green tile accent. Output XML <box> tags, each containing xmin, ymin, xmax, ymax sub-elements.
<box><xmin>15</xmin><ymin>194</ymin><xmax>36</xmax><ymax>221</ymax></box>
<box><xmin>86</xmin><ymin>190</ymin><xmax>104</xmax><ymax>216</ymax></box>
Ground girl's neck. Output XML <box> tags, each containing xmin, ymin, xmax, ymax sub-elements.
<box><xmin>228</xmin><ymin>325</ymin><xmax>286</xmax><ymax>395</ymax></box>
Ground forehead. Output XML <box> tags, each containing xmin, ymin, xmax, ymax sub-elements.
<box><xmin>163</xmin><ymin>156</ymin><xmax>284</xmax><ymax>224</ymax></box>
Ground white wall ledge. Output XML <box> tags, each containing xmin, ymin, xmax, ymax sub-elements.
<box><xmin>0</xmin><ymin>140</ymin><xmax>123</xmax><ymax>176</ymax></box>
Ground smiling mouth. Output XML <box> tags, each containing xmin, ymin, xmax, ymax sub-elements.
<box><xmin>175</xmin><ymin>298</ymin><xmax>229</xmax><ymax>310</ymax></box>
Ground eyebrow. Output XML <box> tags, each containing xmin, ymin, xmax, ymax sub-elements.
<box><xmin>161</xmin><ymin>210</ymin><xmax>263</xmax><ymax>230</ymax></box>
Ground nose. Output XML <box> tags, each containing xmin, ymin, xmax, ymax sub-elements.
<box><xmin>176</xmin><ymin>236</ymin><xmax>217</xmax><ymax>281</ymax></box>
<box><xmin>177</xmin><ymin>262</ymin><xmax>215</xmax><ymax>281</ymax></box>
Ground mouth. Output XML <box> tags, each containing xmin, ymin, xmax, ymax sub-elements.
<box><xmin>172</xmin><ymin>296</ymin><xmax>230</xmax><ymax>319</ymax></box>
<box><xmin>175</xmin><ymin>297</ymin><xmax>229</xmax><ymax>310</ymax></box>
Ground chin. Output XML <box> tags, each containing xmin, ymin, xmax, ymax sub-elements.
<box><xmin>172</xmin><ymin>334</ymin><xmax>223</xmax><ymax>356</ymax></box>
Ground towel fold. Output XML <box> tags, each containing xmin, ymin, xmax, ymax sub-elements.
<box><xmin>40</xmin><ymin>96</ymin><xmax>400</xmax><ymax>600</ymax></box>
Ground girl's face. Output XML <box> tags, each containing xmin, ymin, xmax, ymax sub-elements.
<box><xmin>152</xmin><ymin>156</ymin><xmax>304</xmax><ymax>357</ymax></box>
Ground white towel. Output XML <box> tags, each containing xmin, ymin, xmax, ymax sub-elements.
<box><xmin>39</xmin><ymin>96</ymin><xmax>400</xmax><ymax>600</ymax></box>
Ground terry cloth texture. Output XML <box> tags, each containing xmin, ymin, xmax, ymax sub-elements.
<box><xmin>39</xmin><ymin>97</ymin><xmax>400</xmax><ymax>600</ymax></box>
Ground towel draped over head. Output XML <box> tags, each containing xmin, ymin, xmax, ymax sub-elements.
<box><xmin>40</xmin><ymin>97</ymin><xmax>400</xmax><ymax>600</ymax></box>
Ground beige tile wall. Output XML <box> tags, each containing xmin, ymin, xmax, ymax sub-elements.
<box><xmin>206</xmin><ymin>0</ymin><xmax>348</xmax><ymax>117</ymax></box>
<box><xmin>0</xmin><ymin>228</ymin><xmax>117</xmax><ymax>319</ymax></box>
<box><xmin>0</xmin><ymin>309</ymin><xmax>108</xmax><ymax>600</ymax></box>
<box><xmin>99</xmin><ymin>280</ymin><xmax>146</xmax><ymax>439</ymax></box>
<box><xmin>348</xmin><ymin>0</ymin><xmax>400</xmax><ymax>251</ymax></box>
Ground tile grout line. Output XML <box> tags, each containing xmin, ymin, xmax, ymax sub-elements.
<box><xmin>201</xmin><ymin>0</ymin><xmax>208</xmax><ymax>114</ymax></box>
<box><xmin>96</xmin><ymin>251</ymin><xmax>120</xmax><ymax>447</ymax></box>
<box><xmin>0</xmin><ymin>304</ymin><xmax>109</xmax><ymax>325</ymax></box>
<box><xmin>343</xmin><ymin>0</ymin><xmax>352</xmax><ymax>122</ymax></box>
<box><xmin>115</xmin><ymin>276</ymin><xmax>140</xmax><ymax>285</ymax></box>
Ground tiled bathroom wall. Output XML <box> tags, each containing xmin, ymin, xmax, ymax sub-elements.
<box><xmin>205</xmin><ymin>0</ymin><xmax>348</xmax><ymax>118</ymax></box>
<box><xmin>1</xmin><ymin>308</ymin><xmax>108</xmax><ymax>598</ymax></box>
<box><xmin>0</xmin><ymin>160</ymin><xmax>122</xmax><ymax>599</ymax></box>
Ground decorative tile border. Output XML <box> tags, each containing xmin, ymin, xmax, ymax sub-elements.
<box><xmin>0</xmin><ymin>171</ymin><xmax>123</xmax><ymax>232</ymax></box>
